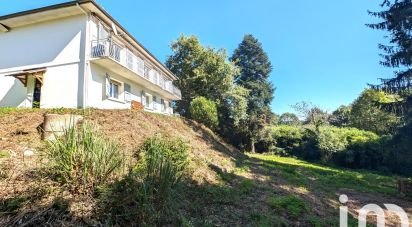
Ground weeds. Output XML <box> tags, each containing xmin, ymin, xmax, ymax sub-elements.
<box><xmin>45</xmin><ymin>121</ymin><xmax>123</xmax><ymax>192</ymax></box>
<box><xmin>99</xmin><ymin>135</ymin><xmax>189</xmax><ymax>226</ymax></box>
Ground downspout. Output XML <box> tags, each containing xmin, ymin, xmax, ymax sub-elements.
<box><xmin>77</xmin><ymin>3</ymin><xmax>89</xmax><ymax>109</ymax></box>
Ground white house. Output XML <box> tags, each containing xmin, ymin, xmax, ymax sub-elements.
<box><xmin>0</xmin><ymin>0</ymin><xmax>181</xmax><ymax>114</ymax></box>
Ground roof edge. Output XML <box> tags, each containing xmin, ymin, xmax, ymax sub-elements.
<box><xmin>0</xmin><ymin>0</ymin><xmax>177</xmax><ymax>80</ymax></box>
<box><xmin>0</xmin><ymin>0</ymin><xmax>93</xmax><ymax>21</ymax></box>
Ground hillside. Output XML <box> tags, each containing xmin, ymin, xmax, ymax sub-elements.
<box><xmin>0</xmin><ymin>109</ymin><xmax>411</xmax><ymax>226</ymax></box>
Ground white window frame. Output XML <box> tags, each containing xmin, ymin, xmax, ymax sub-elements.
<box><xmin>108</xmin><ymin>78</ymin><xmax>124</xmax><ymax>103</ymax></box>
<box><xmin>144</xmin><ymin>93</ymin><xmax>153</xmax><ymax>109</ymax></box>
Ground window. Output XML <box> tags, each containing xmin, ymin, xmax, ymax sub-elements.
<box><xmin>98</xmin><ymin>22</ymin><xmax>109</xmax><ymax>40</ymax></box>
<box><xmin>109</xmin><ymin>80</ymin><xmax>120</xmax><ymax>99</ymax></box>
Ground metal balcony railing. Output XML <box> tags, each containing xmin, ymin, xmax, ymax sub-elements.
<box><xmin>91</xmin><ymin>39</ymin><xmax>182</xmax><ymax>99</ymax></box>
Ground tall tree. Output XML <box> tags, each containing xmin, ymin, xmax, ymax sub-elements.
<box><xmin>230</xmin><ymin>34</ymin><xmax>275</xmax><ymax>152</ymax></box>
<box><xmin>368</xmin><ymin>0</ymin><xmax>412</xmax><ymax>174</ymax></box>
<box><xmin>166</xmin><ymin>35</ymin><xmax>237</xmax><ymax>116</ymax></box>
<box><xmin>368</xmin><ymin>0</ymin><xmax>412</xmax><ymax>121</ymax></box>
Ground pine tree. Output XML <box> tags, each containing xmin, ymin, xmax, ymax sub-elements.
<box><xmin>230</xmin><ymin>34</ymin><xmax>275</xmax><ymax>152</ymax></box>
<box><xmin>368</xmin><ymin>0</ymin><xmax>412</xmax><ymax>119</ymax></box>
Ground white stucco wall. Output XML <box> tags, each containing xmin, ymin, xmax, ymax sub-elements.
<box><xmin>0</xmin><ymin>15</ymin><xmax>87</xmax><ymax>108</ymax></box>
<box><xmin>87</xmin><ymin>63</ymin><xmax>173</xmax><ymax>114</ymax></box>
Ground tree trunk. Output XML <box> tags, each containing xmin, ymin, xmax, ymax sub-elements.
<box><xmin>250</xmin><ymin>138</ymin><xmax>255</xmax><ymax>153</ymax></box>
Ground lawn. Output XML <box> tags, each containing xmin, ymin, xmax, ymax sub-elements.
<box><xmin>247</xmin><ymin>153</ymin><xmax>397</xmax><ymax>195</ymax></box>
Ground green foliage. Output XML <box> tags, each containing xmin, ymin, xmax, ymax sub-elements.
<box><xmin>329</xmin><ymin>105</ymin><xmax>351</xmax><ymax>127</ymax></box>
<box><xmin>0</xmin><ymin>150</ymin><xmax>10</xmax><ymax>159</ymax></box>
<box><xmin>349</xmin><ymin>89</ymin><xmax>401</xmax><ymax>135</ymax></box>
<box><xmin>166</xmin><ymin>35</ymin><xmax>237</xmax><ymax>116</ymax></box>
<box><xmin>230</xmin><ymin>34</ymin><xmax>275</xmax><ymax>152</ymax></box>
<box><xmin>268</xmin><ymin>195</ymin><xmax>308</xmax><ymax>219</ymax></box>
<box><xmin>279</xmin><ymin>112</ymin><xmax>300</xmax><ymax>125</ymax></box>
<box><xmin>271</xmin><ymin>125</ymin><xmax>314</xmax><ymax>157</ymax></box>
<box><xmin>368</xmin><ymin>0</ymin><xmax>412</xmax><ymax>121</ymax></box>
<box><xmin>316</xmin><ymin>126</ymin><xmax>379</xmax><ymax>162</ymax></box>
<box><xmin>225</xmin><ymin>85</ymin><xmax>249</xmax><ymax>127</ymax></box>
<box><xmin>136</xmin><ymin>134</ymin><xmax>189</xmax><ymax>187</ymax></box>
<box><xmin>293</xmin><ymin>102</ymin><xmax>329</xmax><ymax>132</ymax></box>
<box><xmin>189</xmin><ymin>97</ymin><xmax>219</xmax><ymax>130</ymax></box>
<box><xmin>45</xmin><ymin>121</ymin><xmax>123</xmax><ymax>190</ymax></box>
<box><xmin>250</xmin><ymin>153</ymin><xmax>397</xmax><ymax>195</ymax></box>
<box><xmin>100</xmin><ymin>135</ymin><xmax>189</xmax><ymax>226</ymax></box>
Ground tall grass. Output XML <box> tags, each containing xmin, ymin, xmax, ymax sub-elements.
<box><xmin>45</xmin><ymin>121</ymin><xmax>123</xmax><ymax>191</ymax></box>
<box><xmin>100</xmin><ymin>135</ymin><xmax>189</xmax><ymax>226</ymax></box>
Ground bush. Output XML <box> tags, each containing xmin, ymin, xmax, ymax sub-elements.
<box><xmin>46</xmin><ymin>121</ymin><xmax>123</xmax><ymax>191</ymax></box>
<box><xmin>271</xmin><ymin>125</ymin><xmax>317</xmax><ymax>158</ymax></box>
<box><xmin>189</xmin><ymin>97</ymin><xmax>219</xmax><ymax>129</ymax></box>
<box><xmin>100</xmin><ymin>135</ymin><xmax>189</xmax><ymax>226</ymax></box>
<box><xmin>317</xmin><ymin>126</ymin><xmax>379</xmax><ymax>162</ymax></box>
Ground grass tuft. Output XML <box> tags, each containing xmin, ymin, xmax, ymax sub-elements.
<box><xmin>45</xmin><ymin>121</ymin><xmax>123</xmax><ymax>192</ymax></box>
<box><xmin>99</xmin><ymin>134</ymin><xmax>189</xmax><ymax>226</ymax></box>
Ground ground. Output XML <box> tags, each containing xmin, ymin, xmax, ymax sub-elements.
<box><xmin>0</xmin><ymin>108</ymin><xmax>411</xmax><ymax>226</ymax></box>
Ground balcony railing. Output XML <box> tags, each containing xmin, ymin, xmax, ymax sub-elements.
<box><xmin>91</xmin><ymin>39</ymin><xmax>181</xmax><ymax>99</ymax></box>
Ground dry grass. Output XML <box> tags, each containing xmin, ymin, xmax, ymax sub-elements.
<box><xmin>1</xmin><ymin>108</ymin><xmax>411</xmax><ymax>226</ymax></box>
<box><xmin>0</xmin><ymin>109</ymin><xmax>242</xmax><ymax>225</ymax></box>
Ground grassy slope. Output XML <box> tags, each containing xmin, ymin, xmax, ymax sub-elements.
<box><xmin>0</xmin><ymin>108</ymin><xmax>410</xmax><ymax>226</ymax></box>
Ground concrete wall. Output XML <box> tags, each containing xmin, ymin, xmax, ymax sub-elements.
<box><xmin>0</xmin><ymin>15</ymin><xmax>87</xmax><ymax>108</ymax></box>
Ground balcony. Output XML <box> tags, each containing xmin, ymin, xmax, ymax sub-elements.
<box><xmin>90</xmin><ymin>39</ymin><xmax>181</xmax><ymax>100</ymax></box>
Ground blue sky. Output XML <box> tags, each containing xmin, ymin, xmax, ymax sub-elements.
<box><xmin>0</xmin><ymin>0</ymin><xmax>393</xmax><ymax>114</ymax></box>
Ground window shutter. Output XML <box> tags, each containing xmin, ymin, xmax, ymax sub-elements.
<box><xmin>124</xmin><ymin>83</ymin><xmax>131</xmax><ymax>102</ymax></box>
<box><xmin>141</xmin><ymin>91</ymin><xmax>146</xmax><ymax>106</ymax></box>
<box><xmin>153</xmin><ymin>96</ymin><xmax>157</xmax><ymax>110</ymax></box>
<box><xmin>105</xmin><ymin>73</ymin><xmax>111</xmax><ymax>97</ymax></box>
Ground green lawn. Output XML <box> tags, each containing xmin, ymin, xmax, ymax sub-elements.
<box><xmin>247</xmin><ymin>153</ymin><xmax>397</xmax><ymax>195</ymax></box>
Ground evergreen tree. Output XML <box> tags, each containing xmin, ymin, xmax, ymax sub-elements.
<box><xmin>368</xmin><ymin>0</ymin><xmax>412</xmax><ymax>120</ymax></box>
<box><xmin>369</xmin><ymin>0</ymin><xmax>412</xmax><ymax>174</ymax></box>
<box><xmin>230</xmin><ymin>34</ymin><xmax>275</xmax><ymax>152</ymax></box>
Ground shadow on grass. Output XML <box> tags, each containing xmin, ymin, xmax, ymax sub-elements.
<box><xmin>0</xmin><ymin>191</ymin><xmax>81</xmax><ymax>227</ymax></box>
<box><xmin>246</xmin><ymin>154</ymin><xmax>398</xmax><ymax>195</ymax></box>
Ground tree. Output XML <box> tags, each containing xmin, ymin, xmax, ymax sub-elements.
<box><xmin>368</xmin><ymin>0</ymin><xmax>412</xmax><ymax>121</ymax></box>
<box><xmin>166</xmin><ymin>35</ymin><xmax>237</xmax><ymax>116</ymax></box>
<box><xmin>349</xmin><ymin>89</ymin><xmax>400</xmax><ymax>135</ymax></box>
<box><xmin>279</xmin><ymin>113</ymin><xmax>300</xmax><ymax>125</ymax></box>
<box><xmin>230</xmin><ymin>34</ymin><xmax>275</xmax><ymax>152</ymax></box>
<box><xmin>292</xmin><ymin>101</ymin><xmax>329</xmax><ymax>132</ymax></box>
<box><xmin>329</xmin><ymin>105</ymin><xmax>352</xmax><ymax>127</ymax></box>
<box><xmin>189</xmin><ymin>97</ymin><xmax>219</xmax><ymax>129</ymax></box>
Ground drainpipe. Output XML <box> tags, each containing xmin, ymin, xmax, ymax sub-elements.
<box><xmin>77</xmin><ymin>3</ymin><xmax>89</xmax><ymax>109</ymax></box>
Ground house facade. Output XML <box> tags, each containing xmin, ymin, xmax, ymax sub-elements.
<box><xmin>0</xmin><ymin>0</ymin><xmax>181</xmax><ymax>114</ymax></box>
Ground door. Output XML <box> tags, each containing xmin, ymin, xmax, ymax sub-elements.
<box><xmin>32</xmin><ymin>79</ymin><xmax>42</xmax><ymax>108</ymax></box>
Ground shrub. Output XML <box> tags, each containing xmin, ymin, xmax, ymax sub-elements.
<box><xmin>271</xmin><ymin>125</ymin><xmax>317</xmax><ymax>158</ymax></box>
<box><xmin>45</xmin><ymin>121</ymin><xmax>123</xmax><ymax>191</ymax></box>
<box><xmin>317</xmin><ymin>126</ymin><xmax>379</xmax><ymax>162</ymax></box>
<box><xmin>100</xmin><ymin>135</ymin><xmax>189</xmax><ymax>226</ymax></box>
<box><xmin>189</xmin><ymin>97</ymin><xmax>219</xmax><ymax>129</ymax></box>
